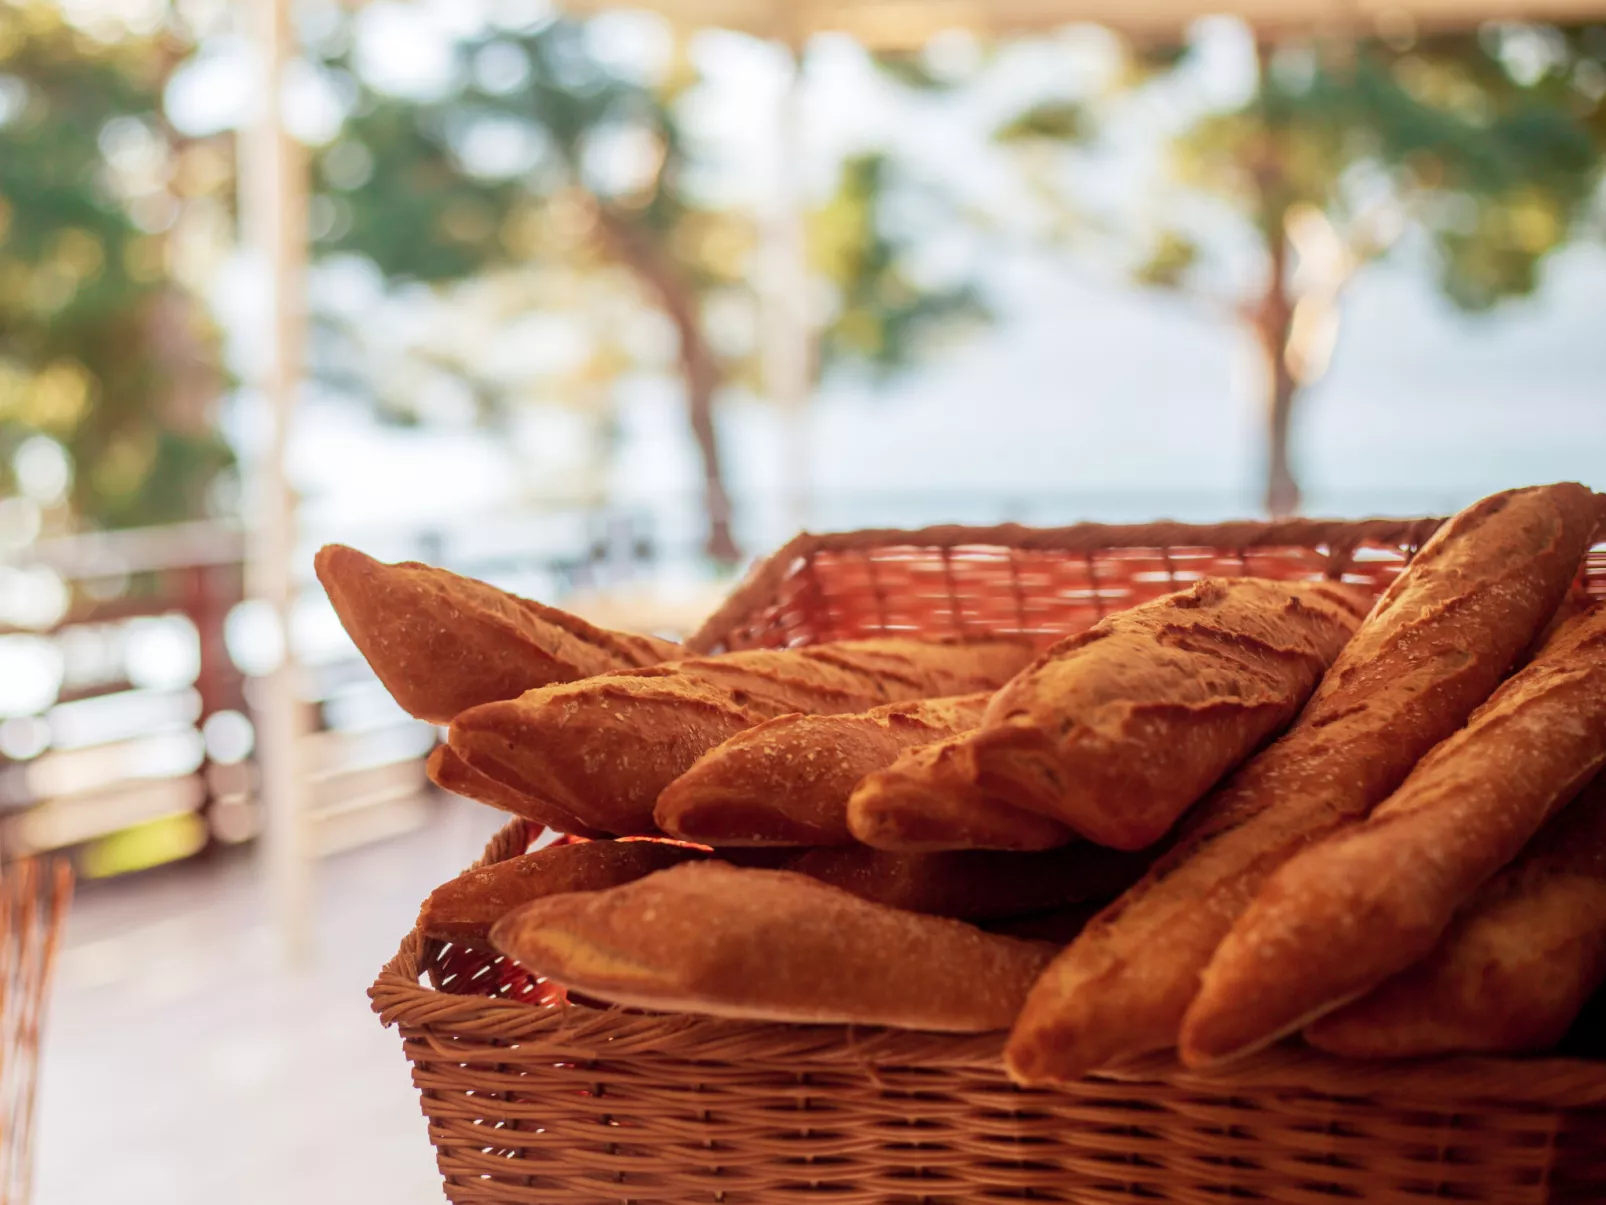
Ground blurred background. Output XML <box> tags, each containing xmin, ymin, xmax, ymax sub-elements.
<box><xmin>2</xmin><ymin>0</ymin><xmax>1603</xmax><ymax>1200</ymax></box>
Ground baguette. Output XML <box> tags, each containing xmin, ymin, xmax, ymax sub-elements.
<box><xmin>655</xmin><ymin>694</ymin><xmax>991</xmax><ymax>846</ymax></box>
<box><xmin>450</xmin><ymin>638</ymin><xmax>1035</xmax><ymax>836</ymax></box>
<box><xmin>890</xmin><ymin>578</ymin><xmax>1370</xmax><ymax>851</ymax></box>
<box><xmin>419</xmin><ymin>839</ymin><xmax>705</xmax><ymax>942</ymax></box>
<box><xmin>1004</xmin><ymin>483</ymin><xmax>1599</xmax><ymax>1086</ymax></box>
<box><xmin>1181</xmin><ymin>600</ymin><xmax>1606</xmax><ymax>1067</ymax></box>
<box><xmin>1306</xmin><ymin>773</ymin><xmax>1606</xmax><ymax>1058</ymax></box>
<box><xmin>426</xmin><ymin>744</ymin><xmax>604</xmax><ymax>838</ymax></box>
<box><xmin>315</xmin><ymin>544</ymin><xmax>681</xmax><ymax>724</ymax></box>
<box><xmin>785</xmin><ymin>843</ymin><xmax>1152</xmax><ymax>920</ymax></box>
<box><xmin>490</xmin><ymin>861</ymin><xmax>1054</xmax><ymax>1032</ymax></box>
<box><xmin>848</xmin><ymin>733</ymin><xmax>1077</xmax><ymax>850</ymax></box>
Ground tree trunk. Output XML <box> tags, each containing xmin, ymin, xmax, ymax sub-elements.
<box><xmin>1248</xmin><ymin>42</ymin><xmax>1302</xmax><ymax>520</ymax></box>
<box><xmin>587</xmin><ymin>200</ymin><xmax>740</xmax><ymax>566</ymax></box>
<box><xmin>1250</xmin><ymin>235</ymin><xmax>1302</xmax><ymax>519</ymax></box>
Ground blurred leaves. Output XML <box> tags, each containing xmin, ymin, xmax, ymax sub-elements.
<box><xmin>994</xmin><ymin>99</ymin><xmax>1091</xmax><ymax>145</ymax></box>
<box><xmin>0</xmin><ymin>2</ymin><xmax>231</xmax><ymax>532</ymax></box>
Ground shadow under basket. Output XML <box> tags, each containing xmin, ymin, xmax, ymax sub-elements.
<box><xmin>372</xmin><ymin>517</ymin><xmax>1606</xmax><ymax>1204</ymax></box>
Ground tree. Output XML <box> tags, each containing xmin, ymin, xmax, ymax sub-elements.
<box><xmin>0</xmin><ymin>2</ymin><xmax>231</xmax><ymax>535</ymax></box>
<box><xmin>303</xmin><ymin>15</ymin><xmax>985</xmax><ymax>562</ymax></box>
<box><xmin>995</xmin><ymin>23</ymin><xmax>1606</xmax><ymax>515</ymax></box>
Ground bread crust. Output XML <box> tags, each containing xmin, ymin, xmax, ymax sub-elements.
<box><xmin>1306</xmin><ymin>773</ymin><xmax>1606</xmax><ymax>1058</ymax></box>
<box><xmin>419</xmin><ymin>839</ymin><xmax>704</xmax><ymax>942</ymax></box>
<box><xmin>1003</xmin><ymin>483</ymin><xmax>1599</xmax><ymax>1086</ymax></box>
<box><xmin>655</xmin><ymin>694</ymin><xmax>990</xmax><ymax>846</ymax></box>
<box><xmin>315</xmin><ymin>545</ymin><xmax>680</xmax><ymax>724</ymax></box>
<box><xmin>964</xmin><ymin>578</ymin><xmax>1368</xmax><ymax>850</ymax></box>
<box><xmin>450</xmin><ymin>638</ymin><xmax>1036</xmax><ymax>836</ymax></box>
<box><xmin>1181</xmin><ymin>601</ymin><xmax>1606</xmax><ymax>1067</ymax></box>
<box><xmin>490</xmin><ymin>861</ymin><xmax>1054</xmax><ymax>1032</ymax></box>
<box><xmin>426</xmin><ymin>744</ymin><xmax>604</xmax><ymax>838</ymax></box>
<box><xmin>848</xmin><ymin>733</ymin><xmax>1079</xmax><ymax>851</ymax></box>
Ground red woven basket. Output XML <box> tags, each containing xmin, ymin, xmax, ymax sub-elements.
<box><xmin>372</xmin><ymin>517</ymin><xmax>1606</xmax><ymax>1204</ymax></box>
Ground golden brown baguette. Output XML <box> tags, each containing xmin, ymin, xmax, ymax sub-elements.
<box><xmin>847</xmin><ymin>733</ymin><xmax>1078</xmax><ymax>851</ymax></box>
<box><xmin>1004</xmin><ymin>482</ymin><xmax>1599</xmax><ymax>1086</ymax></box>
<box><xmin>490</xmin><ymin>861</ymin><xmax>1053</xmax><ymax>1031</ymax></box>
<box><xmin>426</xmin><ymin>744</ymin><xmax>604</xmax><ymax>838</ymax></box>
<box><xmin>1181</xmin><ymin>601</ymin><xmax>1606</xmax><ymax>1067</ymax></box>
<box><xmin>785</xmin><ymin>844</ymin><xmax>1152</xmax><ymax>920</ymax></box>
<box><xmin>451</xmin><ymin>638</ymin><xmax>1035</xmax><ymax>836</ymax></box>
<box><xmin>1306</xmin><ymin>773</ymin><xmax>1606</xmax><ymax>1058</ymax></box>
<box><xmin>315</xmin><ymin>544</ymin><xmax>681</xmax><ymax>724</ymax></box>
<box><xmin>898</xmin><ymin>578</ymin><xmax>1370</xmax><ymax>852</ymax></box>
<box><xmin>419</xmin><ymin>839</ymin><xmax>705</xmax><ymax>942</ymax></box>
<box><xmin>654</xmin><ymin>694</ymin><xmax>991</xmax><ymax>846</ymax></box>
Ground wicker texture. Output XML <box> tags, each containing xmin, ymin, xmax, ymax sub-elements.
<box><xmin>374</xmin><ymin>518</ymin><xmax>1606</xmax><ymax>1204</ymax></box>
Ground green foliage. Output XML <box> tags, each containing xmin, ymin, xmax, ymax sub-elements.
<box><xmin>812</xmin><ymin>153</ymin><xmax>988</xmax><ymax>376</ymax></box>
<box><xmin>994</xmin><ymin>99</ymin><xmax>1091</xmax><ymax>145</ymax></box>
<box><xmin>310</xmin><ymin>18</ymin><xmax>991</xmax><ymax>399</ymax></box>
<box><xmin>1134</xmin><ymin>229</ymin><xmax>1200</xmax><ymax>289</ymax></box>
<box><xmin>0</xmin><ymin>2</ymin><xmax>230</xmax><ymax>530</ymax></box>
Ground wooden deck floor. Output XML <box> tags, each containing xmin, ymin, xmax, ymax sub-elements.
<box><xmin>36</xmin><ymin>795</ymin><xmax>507</xmax><ymax>1205</ymax></box>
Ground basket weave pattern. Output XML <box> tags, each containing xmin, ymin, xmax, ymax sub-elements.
<box><xmin>373</xmin><ymin>518</ymin><xmax>1606</xmax><ymax>1204</ymax></box>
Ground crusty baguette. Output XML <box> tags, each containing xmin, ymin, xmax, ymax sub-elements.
<box><xmin>848</xmin><ymin>732</ymin><xmax>1077</xmax><ymax>851</ymax></box>
<box><xmin>898</xmin><ymin>578</ymin><xmax>1370</xmax><ymax>851</ymax></box>
<box><xmin>315</xmin><ymin>544</ymin><xmax>681</xmax><ymax>724</ymax></box>
<box><xmin>1306</xmin><ymin>773</ymin><xmax>1606</xmax><ymax>1058</ymax></box>
<box><xmin>1181</xmin><ymin>601</ymin><xmax>1606</xmax><ymax>1068</ymax></box>
<box><xmin>1004</xmin><ymin>483</ymin><xmax>1599</xmax><ymax>1086</ymax></box>
<box><xmin>450</xmin><ymin>638</ymin><xmax>1035</xmax><ymax>836</ymax></box>
<box><xmin>654</xmin><ymin>694</ymin><xmax>991</xmax><ymax>846</ymax></box>
<box><xmin>785</xmin><ymin>844</ymin><xmax>1152</xmax><ymax>920</ymax></box>
<box><xmin>419</xmin><ymin>839</ymin><xmax>705</xmax><ymax>942</ymax></box>
<box><xmin>426</xmin><ymin>744</ymin><xmax>604</xmax><ymax>838</ymax></box>
<box><xmin>490</xmin><ymin>861</ymin><xmax>1053</xmax><ymax>1032</ymax></box>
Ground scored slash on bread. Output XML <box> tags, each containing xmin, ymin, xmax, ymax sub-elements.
<box><xmin>1180</xmin><ymin>600</ymin><xmax>1606</xmax><ymax>1069</ymax></box>
<box><xmin>489</xmin><ymin>861</ymin><xmax>1055</xmax><ymax>1033</ymax></box>
<box><xmin>315</xmin><ymin>544</ymin><xmax>682</xmax><ymax>725</ymax></box>
<box><xmin>449</xmin><ymin>638</ymin><xmax>1037</xmax><ymax>837</ymax></box>
<box><xmin>1306</xmin><ymin>771</ymin><xmax>1606</xmax><ymax>1058</ymax></box>
<box><xmin>1003</xmin><ymin>482</ymin><xmax>1600</xmax><ymax>1087</ymax></box>
<box><xmin>853</xmin><ymin>578</ymin><xmax>1369</xmax><ymax>854</ymax></box>
<box><xmin>654</xmin><ymin>693</ymin><xmax>992</xmax><ymax>846</ymax></box>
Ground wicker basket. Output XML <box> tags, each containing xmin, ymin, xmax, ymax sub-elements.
<box><xmin>372</xmin><ymin>517</ymin><xmax>1606</xmax><ymax>1204</ymax></box>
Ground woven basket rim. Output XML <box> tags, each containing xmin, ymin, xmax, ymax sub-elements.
<box><xmin>684</xmin><ymin>515</ymin><xmax>1448</xmax><ymax>652</ymax></box>
<box><xmin>372</xmin><ymin>513</ymin><xmax>1606</xmax><ymax>1112</ymax></box>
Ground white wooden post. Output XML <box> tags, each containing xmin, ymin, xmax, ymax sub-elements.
<box><xmin>242</xmin><ymin>0</ymin><xmax>312</xmax><ymax>965</ymax></box>
<box><xmin>760</xmin><ymin>44</ymin><xmax>813</xmax><ymax>537</ymax></box>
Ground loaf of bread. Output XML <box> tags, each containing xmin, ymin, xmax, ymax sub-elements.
<box><xmin>450</xmin><ymin>638</ymin><xmax>1036</xmax><ymax>836</ymax></box>
<box><xmin>419</xmin><ymin>839</ymin><xmax>705</xmax><ymax>942</ymax></box>
<box><xmin>315</xmin><ymin>544</ymin><xmax>681</xmax><ymax>724</ymax></box>
<box><xmin>1306</xmin><ymin>773</ymin><xmax>1606</xmax><ymax>1058</ymax></box>
<box><xmin>895</xmin><ymin>578</ymin><xmax>1371</xmax><ymax>852</ymax></box>
<box><xmin>1181</xmin><ymin>601</ymin><xmax>1606</xmax><ymax>1067</ymax></box>
<box><xmin>654</xmin><ymin>694</ymin><xmax>990</xmax><ymax>846</ymax></box>
<box><xmin>490</xmin><ymin>861</ymin><xmax>1054</xmax><ymax>1032</ymax></box>
<box><xmin>785</xmin><ymin>843</ymin><xmax>1152</xmax><ymax>920</ymax></box>
<box><xmin>848</xmin><ymin>732</ymin><xmax>1077</xmax><ymax>850</ymax></box>
<box><xmin>1004</xmin><ymin>483</ymin><xmax>1599</xmax><ymax>1086</ymax></box>
<box><xmin>426</xmin><ymin>745</ymin><xmax>604</xmax><ymax>838</ymax></box>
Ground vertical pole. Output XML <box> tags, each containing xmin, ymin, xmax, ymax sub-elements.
<box><xmin>243</xmin><ymin>0</ymin><xmax>312</xmax><ymax>964</ymax></box>
<box><xmin>760</xmin><ymin>45</ymin><xmax>812</xmax><ymax>538</ymax></box>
